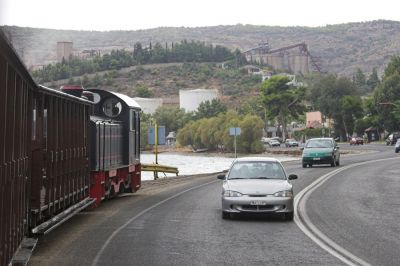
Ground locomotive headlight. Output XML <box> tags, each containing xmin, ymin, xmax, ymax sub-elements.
<box><xmin>102</xmin><ymin>97</ymin><xmax>122</xmax><ymax>117</ymax></box>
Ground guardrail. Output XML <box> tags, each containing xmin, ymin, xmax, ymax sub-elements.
<box><xmin>141</xmin><ymin>163</ymin><xmax>179</xmax><ymax>179</ymax></box>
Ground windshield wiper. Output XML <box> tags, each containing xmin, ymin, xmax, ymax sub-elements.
<box><xmin>228</xmin><ymin>177</ymin><xmax>245</xmax><ymax>180</ymax></box>
<box><xmin>253</xmin><ymin>177</ymin><xmax>273</xmax><ymax>179</ymax></box>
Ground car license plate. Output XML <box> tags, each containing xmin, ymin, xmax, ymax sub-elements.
<box><xmin>250</xmin><ymin>201</ymin><xmax>267</xmax><ymax>206</ymax></box>
<box><xmin>313</xmin><ymin>157</ymin><xmax>321</xmax><ymax>160</ymax></box>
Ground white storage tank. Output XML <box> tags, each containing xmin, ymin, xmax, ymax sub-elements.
<box><xmin>133</xmin><ymin>97</ymin><xmax>163</xmax><ymax>114</ymax></box>
<box><xmin>179</xmin><ymin>89</ymin><xmax>218</xmax><ymax>112</ymax></box>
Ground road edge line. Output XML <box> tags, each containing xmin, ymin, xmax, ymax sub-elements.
<box><xmin>294</xmin><ymin>157</ymin><xmax>399</xmax><ymax>266</ymax></box>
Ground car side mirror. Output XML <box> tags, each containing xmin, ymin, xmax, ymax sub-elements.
<box><xmin>300</xmin><ymin>147</ymin><xmax>304</xmax><ymax>150</ymax></box>
<box><xmin>335</xmin><ymin>146</ymin><xmax>340</xmax><ymax>149</ymax></box>
<box><xmin>288</xmin><ymin>174</ymin><xmax>298</xmax><ymax>180</ymax></box>
<box><xmin>217</xmin><ymin>174</ymin><xmax>226</xmax><ymax>180</ymax></box>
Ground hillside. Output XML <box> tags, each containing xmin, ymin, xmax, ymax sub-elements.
<box><xmin>46</xmin><ymin>63</ymin><xmax>263</xmax><ymax>109</ymax></box>
<box><xmin>3</xmin><ymin>20</ymin><xmax>400</xmax><ymax>76</ymax></box>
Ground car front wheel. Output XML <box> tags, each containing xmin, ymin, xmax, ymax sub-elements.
<box><xmin>284</xmin><ymin>212</ymin><xmax>294</xmax><ymax>221</ymax></box>
<box><xmin>222</xmin><ymin>211</ymin><xmax>230</xmax><ymax>219</ymax></box>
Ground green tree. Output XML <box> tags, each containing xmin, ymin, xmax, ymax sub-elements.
<box><xmin>195</xmin><ymin>99</ymin><xmax>227</xmax><ymax>120</ymax></box>
<box><xmin>237</xmin><ymin>115</ymin><xmax>264</xmax><ymax>153</ymax></box>
<box><xmin>261</xmin><ymin>76</ymin><xmax>306</xmax><ymax>140</ymax></box>
<box><xmin>374</xmin><ymin>56</ymin><xmax>400</xmax><ymax>132</ymax></box>
<box><xmin>82</xmin><ymin>74</ymin><xmax>90</xmax><ymax>87</ymax></box>
<box><xmin>391</xmin><ymin>100</ymin><xmax>400</xmax><ymax>121</ymax></box>
<box><xmin>239</xmin><ymin>96</ymin><xmax>266</xmax><ymax>119</ymax></box>
<box><xmin>177</xmin><ymin>111</ymin><xmax>263</xmax><ymax>153</ymax></box>
<box><xmin>354</xmin><ymin>97</ymin><xmax>380</xmax><ymax>135</ymax></box>
<box><xmin>307</xmin><ymin>74</ymin><xmax>360</xmax><ymax>140</ymax></box>
<box><xmin>133</xmin><ymin>42</ymin><xmax>145</xmax><ymax>64</ymax></box>
<box><xmin>234</xmin><ymin>49</ymin><xmax>247</xmax><ymax>68</ymax></box>
<box><xmin>91</xmin><ymin>73</ymin><xmax>102</xmax><ymax>87</ymax></box>
<box><xmin>340</xmin><ymin>96</ymin><xmax>363</xmax><ymax>137</ymax></box>
<box><xmin>68</xmin><ymin>77</ymin><xmax>75</xmax><ymax>85</ymax></box>
<box><xmin>134</xmin><ymin>84</ymin><xmax>154</xmax><ymax>98</ymax></box>
<box><xmin>153</xmin><ymin>106</ymin><xmax>193</xmax><ymax>134</ymax></box>
<box><xmin>366</xmin><ymin>67</ymin><xmax>380</xmax><ymax>91</ymax></box>
<box><xmin>353</xmin><ymin>68</ymin><xmax>368</xmax><ymax>93</ymax></box>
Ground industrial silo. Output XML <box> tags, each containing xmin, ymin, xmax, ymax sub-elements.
<box><xmin>133</xmin><ymin>97</ymin><xmax>163</xmax><ymax>114</ymax></box>
<box><xmin>288</xmin><ymin>54</ymin><xmax>309</xmax><ymax>74</ymax></box>
<box><xmin>57</xmin><ymin>41</ymin><xmax>73</xmax><ymax>62</ymax></box>
<box><xmin>268</xmin><ymin>53</ymin><xmax>284</xmax><ymax>70</ymax></box>
<box><xmin>179</xmin><ymin>89</ymin><xmax>218</xmax><ymax>112</ymax></box>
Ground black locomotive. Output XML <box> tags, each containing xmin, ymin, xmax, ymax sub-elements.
<box><xmin>0</xmin><ymin>30</ymin><xmax>141</xmax><ymax>265</ymax></box>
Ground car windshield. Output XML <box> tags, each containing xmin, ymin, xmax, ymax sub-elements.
<box><xmin>306</xmin><ymin>139</ymin><xmax>333</xmax><ymax>148</ymax></box>
<box><xmin>227</xmin><ymin>161</ymin><xmax>286</xmax><ymax>180</ymax></box>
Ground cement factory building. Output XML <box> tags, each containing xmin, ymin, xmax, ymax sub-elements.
<box><xmin>243</xmin><ymin>42</ymin><xmax>321</xmax><ymax>74</ymax></box>
<box><xmin>57</xmin><ymin>41</ymin><xmax>73</xmax><ymax>62</ymax></box>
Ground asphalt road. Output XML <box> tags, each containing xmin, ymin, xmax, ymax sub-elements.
<box><xmin>306</xmin><ymin>146</ymin><xmax>400</xmax><ymax>265</ymax></box>
<box><xmin>29</xmin><ymin>143</ymin><xmax>399</xmax><ymax>266</ymax></box>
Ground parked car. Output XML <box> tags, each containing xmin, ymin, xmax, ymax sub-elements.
<box><xmin>268</xmin><ymin>139</ymin><xmax>281</xmax><ymax>147</ymax></box>
<box><xmin>270</xmin><ymin>137</ymin><xmax>283</xmax><ymax>143</ymax></box>
<box><xmin>217</xmin><ymin>157</ymin><xmax>297</xmax><ymax>220</ymax></box>
<box><xmin>395</xmin><ymin>139</ymin><xmax>400</xmax><ymax>153</ymax></box>
<box><xmin>285</xmin><ymin>139</ymin><xmax>299</xmax><ymax>147</ymax></box>
<box><xmin>349</xmin><ymin>137</ymin><xmax>364</xmax><ymax>145</ymax></box>
<box><xmin>386</xmin><ymin>132</ymin><xmax>400</xmax><ymax>145</ymax></box>
<box><xmin>302</xmin><ymin>138</ymin><xmax>340</xmax><ymax>168</ymax></box>
<box><xmin>262</xmin><ymin>138</ymin><xmax>281</xmax><ymax>147</ymax></box>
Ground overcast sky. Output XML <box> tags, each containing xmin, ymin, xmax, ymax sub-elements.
<box><xmin>1</xmin><ymin>0</ymin><xmax>399</xmax><ymax>31</ymax></box>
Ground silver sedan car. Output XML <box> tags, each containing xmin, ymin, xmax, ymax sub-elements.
<box><xmin>217</xmin><ymin>157</ymin><xmax>297</xmax><ymax>220</ymax></box>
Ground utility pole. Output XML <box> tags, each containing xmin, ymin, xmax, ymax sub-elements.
<box><xmin>153</xmin><ymin>120</ymin><xmax>159</xmax><ymax>180</ymax></box>
<box><xmin>234</xmin><ymin>133</ymin><xmax>237</xmax><ymax>158</ymax></box>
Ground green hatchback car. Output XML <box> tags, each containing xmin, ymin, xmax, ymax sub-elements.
<box><xmin>302</xmin><ymin>138</ymin><xmax>340</xmax><ymax>168</ymax></box>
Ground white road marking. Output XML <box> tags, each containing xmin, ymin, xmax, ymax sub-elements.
<box><xmin>92</xmin><ymin>179</ymin><xmax>219</xmax><ymax>266</ymax></box>
<box><xmin>294</xmin><ymin>157</ymin><xmax>399</xmax><ymax>266</ymax></box>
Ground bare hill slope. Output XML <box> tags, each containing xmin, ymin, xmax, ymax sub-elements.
<box><xmin>3</xmin><ymin>20</ymin><xmax>400</xmax><ymax>75</ymax></box>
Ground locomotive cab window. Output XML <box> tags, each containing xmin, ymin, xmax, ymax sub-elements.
<box><xmin>130</xmin><ymin>109</ymin><xmax>136</xmax><ymax>131</ymax></box>
<box><xmin>32</xmin><ymin>99</ymin><xmax>37</xmax><ymax>140</ymax></box>
<box><xmin>102</xmin><ymin>97</ymin><xmax>122</xmax><ymax>118</ymax></box>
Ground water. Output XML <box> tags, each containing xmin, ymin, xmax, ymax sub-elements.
<box><xmin>140</xmin><ymin>153</ymin><xmax>299</xmax><ymax>180</ymax></box>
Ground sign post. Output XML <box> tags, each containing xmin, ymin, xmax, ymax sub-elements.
<box><xmin>148</xmin><ymin>122</ymin><xmax>166</xmax><ymax>179</ymax></box>
<box><xmin>229</xmin><ymin>127</ymin><xmax>241</xmax><ymax>158</ymax></box>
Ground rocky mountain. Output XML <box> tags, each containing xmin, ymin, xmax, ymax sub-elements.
<box><xmin>2</xmin><ymin>20</ymin><xmax>400</xmax><ymax>76</ymax></box>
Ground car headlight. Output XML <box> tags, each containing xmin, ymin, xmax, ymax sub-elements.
<box><xmin>223</xmin><ymin>190</ymin><xmax>243</xmax><ymax>197</ymax></box>
<box><xmin>273</xmin><ymin>190</ymin><xmax>293</xmax><ymax>198</ymax></box>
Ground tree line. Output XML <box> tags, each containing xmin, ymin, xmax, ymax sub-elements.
<box><xmin>32</xmin><ymin>40</ymin><xmax>236</xmax><ymax>83</ymax></box>
<box><xmin>142</xmin><ymin>55</ymin><xmax>400</xmax><ymax>152</ymax></box>
<box><xmin>264</xmin><ymin>56</ymin><xmax>400</xmax><ymax>141</ymax></box>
